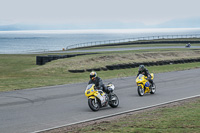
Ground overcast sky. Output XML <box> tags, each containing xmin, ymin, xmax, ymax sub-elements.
<box><xmin>0</xmin><ymin>0</ymin><xmax>200</xmax><ymax>28</ymax></box>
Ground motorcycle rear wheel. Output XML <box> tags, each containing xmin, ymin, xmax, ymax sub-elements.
<box><xmin>138</xmin><ymin>86</ymin><xmax>144</xmax><ymax>96</ymax></box>
<box><xmin>150</xmin><ymin>83</ymin><xmax>156</xmax><ymax>94</ymax></box>
<box><xmin>88</xmin><ymin>99</ymin><xmax>100</xmax><ymax>111</ymax></box>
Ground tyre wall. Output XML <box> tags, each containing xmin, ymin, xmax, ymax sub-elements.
<box><xmin>36</xmin><ymin>53</ymin><xmax>97</xmax><ymax>65</ymax></box>
<box><xmin>68</xmin><ymin>58</ymin><xmax>200</xmax><ymax>73</ymax></box>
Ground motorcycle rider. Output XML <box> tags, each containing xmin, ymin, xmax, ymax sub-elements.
<box><xmin>137</xmin><ymin>65</ymin><xmax>154</xmax><ymax>88</ymax></box>
<box><xmin>88</xmin><ymin>71</ymin><xmax>107</xmax><ymax>105</ymax></box>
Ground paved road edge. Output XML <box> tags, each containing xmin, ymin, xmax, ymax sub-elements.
<box><xmin>32</xmin><ymin>94</ymin><xmax>200</xmax><ymax>133</ymax></box>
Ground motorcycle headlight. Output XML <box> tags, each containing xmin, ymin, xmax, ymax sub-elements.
<box><xmin>87</xmin><ymin>91</ymin><xmax>90</xmax><ymax>94</ymax></box>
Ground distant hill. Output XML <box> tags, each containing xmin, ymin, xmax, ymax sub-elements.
<box><xmin>0</xmin><ymin>17</ymin><xmax>200</xmax><ymax>31</ymax></box>
<box><xmin>0</xmin><ymin>25</ymin><xmax>20</xmax><ymax>31</ymax></box>
<box><xmin>156</xmin><ymin>17</ymin><xmax>200</xmax><ymax>28</ymax></box>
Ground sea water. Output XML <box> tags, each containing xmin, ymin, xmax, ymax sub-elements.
<box><xmin>0</xmin><ymin>28</ymin><xmax>200</xmax><ymax>54</ymax></box>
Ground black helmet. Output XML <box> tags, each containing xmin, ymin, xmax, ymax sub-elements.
<box><xmin>139</xmin><ymin>65</ymin><xmax>145</xmax><ymax>71</ymax></box>
<box><xmin>90</xmin><ymin>71</ymin><xmax>97</xmax><ymax>80</ymax></box>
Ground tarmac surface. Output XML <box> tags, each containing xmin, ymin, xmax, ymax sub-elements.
<box><xmin>22</xmin><ymin>46</ymin><xmax>200</xmax><ymax>54</ymax></box>
<box><xmin>0</xmin><ymin>68</ymin><xmax>200</xmax><ymax>133</ymax></box>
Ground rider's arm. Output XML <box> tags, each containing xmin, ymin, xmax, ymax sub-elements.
<box><xmin>96</xmin><ymin>77</ymin><xmax>104</xmax><ymax>90</ymax></box>
<box><xmin>88</xmin><ymin>80</ymin><xmax>92</xmax><ymax>84</ymax></box>
<box><xmin>145</xmin><ymin>69</ymin><xmax>151</xmax><ymax>79</ymax></box>
<box><xmin>98</xmin><ymin>78</ymin><xmax>104</xmax><ymax>89</ymax></box>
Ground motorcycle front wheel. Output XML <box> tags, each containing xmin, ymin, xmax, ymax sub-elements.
<box><xmin>138</xmin><ymin>86</ymin><xmax>144</xmax><ymax>96</ymax></box>
<box><xmin>109</xmin><ymin>93</ymin><xmax>119</xmax><ymax>108</ymax></box>
<box><xmin>88</xmin><ymin>98</ymin><xmax>100</xmax><ymax>111</ymax></box>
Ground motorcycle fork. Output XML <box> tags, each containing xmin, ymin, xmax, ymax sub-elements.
<box><xmin>139</xmin><ymin>84</ymin><xmax>145</xmax><ymax>91</ymax></box>
<box><xmin>144</xmin><ymin>87</ymin><xmax>150</xmax><ymax>93</ymax></box>
<box><xmin>94</xmin><ymin>97</ymin><xmax>97</xmax><ymax>104</ymax></box>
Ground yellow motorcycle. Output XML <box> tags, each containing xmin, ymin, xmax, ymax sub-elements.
<box><xmin>85</xmin><ymin>83</ymin><xmax>119</xmax><ymax>111</ymax></box>
<box><xmin>136</xmin><ymin>73</ymin><xmax>156</xmax><ymax>96</ymax></box>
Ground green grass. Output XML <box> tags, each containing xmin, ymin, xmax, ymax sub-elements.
<box><xmin>1</xmin><ymin>39</ymin><xmax>199</xmax><ymax>133</ymax></box>
<box><xmin>68</xmin><ymin>98</ymin><xmax>200</xmax><ymax>133</ymax></box>
<box><xmin>0</xmin><ymin>48</ymin><xmax>200</xmax><ymax>92</ymax></box>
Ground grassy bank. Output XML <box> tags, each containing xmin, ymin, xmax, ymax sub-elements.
<box><xmin>0</xmin><ymin>48</ymin><xmax>200</xmax><ymax>91</ymax></box>
<box><xmin>65</xmin><ymin>97</ymin><xmax>200</xmax><ymax>133</ymax></box>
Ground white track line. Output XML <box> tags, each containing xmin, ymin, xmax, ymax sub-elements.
<box><xmin>32</xmin><ymin>95</ymin><xmax>200</xmax><ymax>133</ymax></box>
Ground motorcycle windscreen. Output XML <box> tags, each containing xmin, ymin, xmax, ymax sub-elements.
<box><xmin>138</xmin><ymin>74</ymin><xmax>143</xmax><ymax>79</ymax></box>
<box><xmin>85</xmin><ymin>84</ymin><xmax>94</xmax><ymax>91</ymax></box>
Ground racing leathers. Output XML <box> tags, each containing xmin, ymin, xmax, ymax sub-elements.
<box><xmin>88</xmin><ymin>76</ymin><xmax>106</xmax><ymax>92</ymax></box>
<box><xmin>88</xmin><ymin>76</ymin><xmax>107</xmax><ymax>105</ymax></box>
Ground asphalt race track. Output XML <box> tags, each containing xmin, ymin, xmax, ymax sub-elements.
<box><xmin>64</xmin><ymin>46</ymin><xmax>200</xmax><ymax>53</ymax></box>
<box><xmin>0</xmin><ymin>68</ymin><xmax>200</xmax><ymax>133</ymax></box>
<box><xmin>31</xmin><ymin>46</ymin><xmax>200</xmax><ymax>54</ymax></box>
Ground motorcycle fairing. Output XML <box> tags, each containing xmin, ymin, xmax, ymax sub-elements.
<box><xmin>145</xmin><ymin>82</ymin><xmax>150</xmax><ymax>87</ymax></box>
<box><xmin>88</xmin><ymin>96</ymin><xmax>96</xmax><ymax>99</ymax></box>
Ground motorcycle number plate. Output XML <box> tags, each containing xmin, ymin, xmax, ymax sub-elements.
<box><xmin>145</xmin><ymin>82</ymin><xmax>150</xmax><ymax>87</ymax></box>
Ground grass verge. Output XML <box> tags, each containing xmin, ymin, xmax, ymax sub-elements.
<box><xmin>55</xmin><ymin>97</ymin><xmax>200</xmax><ymax>133</ymax></box>
<box><xmin>0</xmin><ymin>48</ymin><xmax>200</xmax><ymax>92</ymax></box>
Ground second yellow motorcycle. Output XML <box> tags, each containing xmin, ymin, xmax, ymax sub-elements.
<box><xmin>136</xmin><ymin>73</ymin><xmax>156</xmax><ymax>96</ymax></box>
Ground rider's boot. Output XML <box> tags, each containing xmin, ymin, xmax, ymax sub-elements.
<box><xmin>149</xmin><ymin>80</ymin><xmax>154</xmax><ymax>90</ymax></box>
<box><xmin>151</xmin><ymin>81</ymin><xmax>155</xmax><ymax>88</ymax></box>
